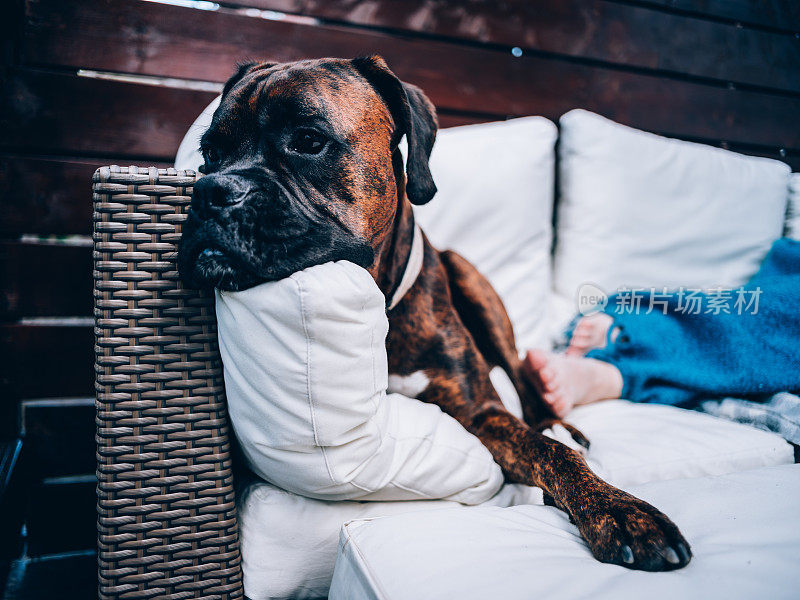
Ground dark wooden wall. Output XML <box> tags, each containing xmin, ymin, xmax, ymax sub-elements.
<box><xmin>1</xmin><ymin>0</ymin><xmax>798</xmax><ymax>557</ymax></box>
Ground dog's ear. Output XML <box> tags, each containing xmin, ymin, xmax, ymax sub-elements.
<box><xmin>352</xmin><ymin>55</ymin><xmax>438</xmax><ymax>205</ymax></box>
<box><xmin>221</xmin><ymin>61</ymin><xmax>276</xmax><ymax>98</ymax></box>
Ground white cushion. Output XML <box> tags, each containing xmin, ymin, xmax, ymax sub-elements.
<box><xmin>566</xmin><ymin>400</ymin><xmax>794</xmax><ymax>488</ymax></box>
<box><xmin>552</xmin><ymin>109</ymin><xmax>790</xmax><ymax>336</ymax></box>
<box><xmin>786</xmin><ymin>173</ymin><xmax>800</xmax><ymax>240</ymax></box>
<box><xmin>238</xmin><ymin>399</ymin><xmax>792</xmax><ymax>599</ymax></box>
<box><xmin>330</xmin><ymin>464</ymin><xmax>800</xmax><ymax>600</ymax></box>
<box><xmin>175</xmin><ymin>95</ymin><xmax>220</xmax><ymax>171</ymax></box>
<box><xmin>177</xmin><ymin>101</ymin><xmax>557</xmax><ymax>351</ymax></box>
<box><xmin>411</xmin><ymin>117</ymin><xmax>557</xmax><ymax>350</ymax></box>
<box><xmin>239</xmin><ymin>481</ymin><xmax>542</xmax><ymax>600</ymax></box>
<box><xmin>216</xmin><ymin>260</ymin><xmax>503</xmax><ymax>503</ymax></box>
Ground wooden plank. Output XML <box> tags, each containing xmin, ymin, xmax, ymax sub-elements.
<box><xmin>0</xmin><ymin>323</ymin><xmax>94</xmax><ymax>400</ymax></box>
<box><xmin>0</xmin><ymin>70</ymin><xmax>494</xmax><ymax>161</ymax></box>
<box><xmin>0</xmin><ymin>156</ymin><xmax>168</xmax><ymax>236</ymax></box>
<box><xmin>216</xmin><ymin>0</ymin><xmax>800</xmax><ymax>92</ymax></box>
<box><xmin>721</xmin><ymin>143</ymin><xmax>800</xmax><ymax>171</ymax></box>
<box><xmin>25</xmin><ymin>476</ymin><xmax>96</xmax><ymax>556</ymax></box>
<box><xmin>437</xmin><ymin>112</ymin><xmax>497</xmax><ymax>129</ymax></box>
<box><xmin>1</xmin><ymin>69</ymin><xmax>217</xmax><ymax>161</ymax></box>
<box><xmin>0</xmin><ymin>156</ymin><xmax>95</xmax><ymax>236</ymax></box>
<box><xmin>2</xmin><ymin>552</ymin><xmax>96</xmax><ymax>599</ymax></box>
<box><xmin>0</xmin><ymin>440</ymin><xmax>25</xmax><ymax>564</ymax></box>
<box><xmin>0</xmin><ymin>241</ymin><xmax>93</xmax><ymax>318</ymax></box>
<box><xmin>1</xmin><ymin>118</ymin><xmax>792</xmax><ymax>242</ymax></box>
<box><xmin>21</xmin><ymin>399</ymin><xmax>95</xmax><ymax>478</ymax></box>
<box><xmin>16</xmin><ymin>2</ymin><xmax>800</xmax><ymax>149</ymax></box>
<box><xmin>626</xmin><ymin>0</ymin><xmax>800</xmax><ymax>32</ymax></box>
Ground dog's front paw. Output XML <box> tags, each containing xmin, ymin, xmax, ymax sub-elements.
<box><xmin>574</xmin><ymin>490</ymin><xmax>692</xmax><ymax>571</ymax></box>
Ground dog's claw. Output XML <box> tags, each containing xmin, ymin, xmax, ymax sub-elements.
<box><xmin>576</xmin><ymin>489</ymin><xmax>691</xmax><ymax>571</ymax></box>
<box><xmin>664</xmin><ymin>547</ymin><xmax>680</xmax><ymax>565</ymax></box>
<box><xmin>535</xmin><ymin>420</ymin><xmax>590</xmax><ymax>450</ymax></box>
<box><xmin>677</xmin><ymin>543</ymin><xmax>691</xmax><ymax>563</ymax></box>
<box><xmin>621</xmin><ymin>545</ymin><xmax>634</xmax><ymax>564</ymax></box>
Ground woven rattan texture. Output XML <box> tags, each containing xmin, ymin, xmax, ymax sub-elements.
<box><xmin>93</xmin><ymin>166</ymin><xmax>243</xmax><ymax>599</ymax></box>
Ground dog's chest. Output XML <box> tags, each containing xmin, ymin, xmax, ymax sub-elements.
<box><xmin>387</xmin><ymin>371</ymin><xmax>430</xmax><ymax>397</ymax></box>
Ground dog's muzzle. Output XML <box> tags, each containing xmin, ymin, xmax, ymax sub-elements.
<box><xmin>191</xmin><ymin>173</ymin><xmax>252</xmax><ymax>217</ymax></box>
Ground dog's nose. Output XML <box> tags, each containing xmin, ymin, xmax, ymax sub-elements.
<box><xmin>192</xmin><ymin>174</ymin><xmax>248</xmax><ymax>216</ymax></box>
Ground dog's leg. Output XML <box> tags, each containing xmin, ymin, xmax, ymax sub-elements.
<box><xmin>388</xmin><ymin>249</ymin><xmax>690</xmax><ymax>570</ymax></box>
<box><xmin>439</xmin><ymin>250</ymin><xmax>578</xmax><ymax>436</ymax></box>
<box><xmin>421</xmin><ymin>360</ymin><xmax>691</xmax><ymax>571</ymax></box>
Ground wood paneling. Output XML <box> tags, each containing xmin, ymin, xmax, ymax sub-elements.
<box><xmin>626</xmin><ymin>0</ymin><xmax>800</xmax><ymax>32</ymax></box>
<box><xmin>0</xmin><ymin>156</ymin><xmax>164</xmax><ymax>236</ymax></box>
<box><xmin>25</xmin><ymin>476</ymin><xmax>96</xmax><ymax>556</ymax></box>
<box><xmin>0</xmin><ymin>440</ymin><xmax>25</xmax><ymax>564</ymax></box>
<box><xmin>1</xmin><ymin>551</ymin><xmax>96</xmax><ymax>598</ymax></box>
<box><xmin>1</xmin><ymin>70</ymin><xmax>217</xmax><ymax>162</ymax></box>
<box><xmin>0</xmin><ymin>70</ymin><xmax>495</xmax><ymax>163</ymax></box>
<box><xmin>214</xmin><ymin>0</ymin><xmax>800</xmax><ymax>92</ymax></box>
<box><xmin>21</xmin><ymin>399</ymin><xmax>95</xmax><ymax>477</ymax></box>
<box><xmin>1</xmin><ymin>242</ymin><xmax>93</xmax><ymax>318</ymax></box>
<box><xmin>0</xmin><ymin>323</ymin><xmax>94</xmax><ymax>400</ymax></box>
<box><xmin>13</xmin><ymin>26</ymin><xmax>800</xmax><ymax>152</ymax></box>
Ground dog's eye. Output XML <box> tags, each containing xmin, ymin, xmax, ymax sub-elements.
<box><xmin>288</xmin><ymin>129</ymin><xmax>327</xmax><ymax>155</ymax></box>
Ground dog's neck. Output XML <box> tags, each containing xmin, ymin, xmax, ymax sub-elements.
<box><xmin>371</xmin><ymin>150</ymin><xmax>419</xmax><ymax>306</ymax></box>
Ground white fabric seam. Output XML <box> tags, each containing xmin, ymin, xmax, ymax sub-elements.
<box><xmin>294</xmin><ymin>275</ymin><xmax>337</xmax><ymax>486</ymax></box>
<box><xmin>341</xmin><ymin>524</ymin><xmax>392</xmax><ymax>600</ymax></box>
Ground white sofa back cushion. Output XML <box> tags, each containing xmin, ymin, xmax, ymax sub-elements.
<box><xmin>553</xmin><ymin>110</ymin><xmax>790</xmax><ymax>326</ymax></box>
<box><xmin>412</xmin><ymin>117</ymin><xmax>557</xmax><ymax>350</ymax></box>
<box><xmin>215</xmin><ymin>260</ymin><xmax>503</xmax><ymax>504</ymax></box>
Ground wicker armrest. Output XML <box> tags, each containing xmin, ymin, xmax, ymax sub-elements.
<box><xmin>93</xmin><ymin>166</ymin><xmax>243</xmax><ymax>599</ymax></box>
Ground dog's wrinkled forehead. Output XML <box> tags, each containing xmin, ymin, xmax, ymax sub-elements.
<box><xmin>209</xmin><ymin>58</ymin><xmax>394</xmax><ymax>143</ymax></box>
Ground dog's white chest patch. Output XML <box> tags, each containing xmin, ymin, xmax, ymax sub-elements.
<box><xmin>387</xmin><ymin>371</ymin><xmax>430</xmax><ymax>397</ymax></box>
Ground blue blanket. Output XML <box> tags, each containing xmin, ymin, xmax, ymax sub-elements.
<box><xmin>586</xmin><ymin>238</ymin><xmax>800</xmax><ymax>412</ymax></box>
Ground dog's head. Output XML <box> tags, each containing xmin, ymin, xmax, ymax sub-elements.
<box><xmin>177</xmin><ymin>56</ymin><xmax>438</xmax><ymax>291</ymax></box>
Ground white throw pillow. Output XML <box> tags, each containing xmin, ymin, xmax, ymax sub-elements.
<box><xmin>215</xmin><ymin>260</ymin><xmax>503</xmax><ymax>504</ymax></box>
<box><xmin>176</xmin><ymin>100</ymin><xmax>557</xmax><ymax>351</ymax></box>
<box><xmin>331</xmin><ymin>464</ymin><xmax>800</xmax><ymax>600</ymax></box>
<box><xmin>552</xmin><ymin>109</ymin><xmax>790</xmax><ymax>337</ymax></box>
<box><xmin>786</xmin><ymin>173</ymin><xmax>800</xmax><ymax>240</ymax></box>
<box><xmin>412</xmin><ymin>117</ymin><xmax>557</xmax><ymax>350</ymax></box>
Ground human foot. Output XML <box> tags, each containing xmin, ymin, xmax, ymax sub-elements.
<box><xmin>524</xmin><ymin>349</ymin><xmax>623</xmax><ymax>417</ymax></box>
<box><xmin>567</xmin><ymin>313</ymin><xmax>617</xmax><ymax>356</ymax></box>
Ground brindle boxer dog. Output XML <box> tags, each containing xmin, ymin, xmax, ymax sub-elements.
<box><xmin>178</xmin><ymin>55</ymin><xmax>692</xmax><ymax>571</ymax></box>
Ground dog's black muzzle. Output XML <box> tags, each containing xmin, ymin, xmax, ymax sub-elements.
<box><xmin>191</xmin><ymin>172</ymin><xmax>252</xmax><ymax>217</ymax></box>
<box><xmin>178</xmin><ymin>171</ymin><xmax>375</xmax><ymax>292</ymax></box>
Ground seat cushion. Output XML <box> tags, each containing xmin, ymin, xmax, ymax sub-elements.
<box><xmin>330</xmin><ymin>464</ymin><xmax>800</xmax><ymax>600</ymax></box>
<box><xmin>239</xmin><ymin>481</ymin><xmax>542</xmax><ymax>600</ymax></box>
<box><xmin>237</xmin><ymin>399</ymin><xmax>792</xmax><ymax>599</ymax></box>
<box><xmin>566</xmin><ymin>400</ymin><xmax>794</xmax><ymax>488</ymax></box>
